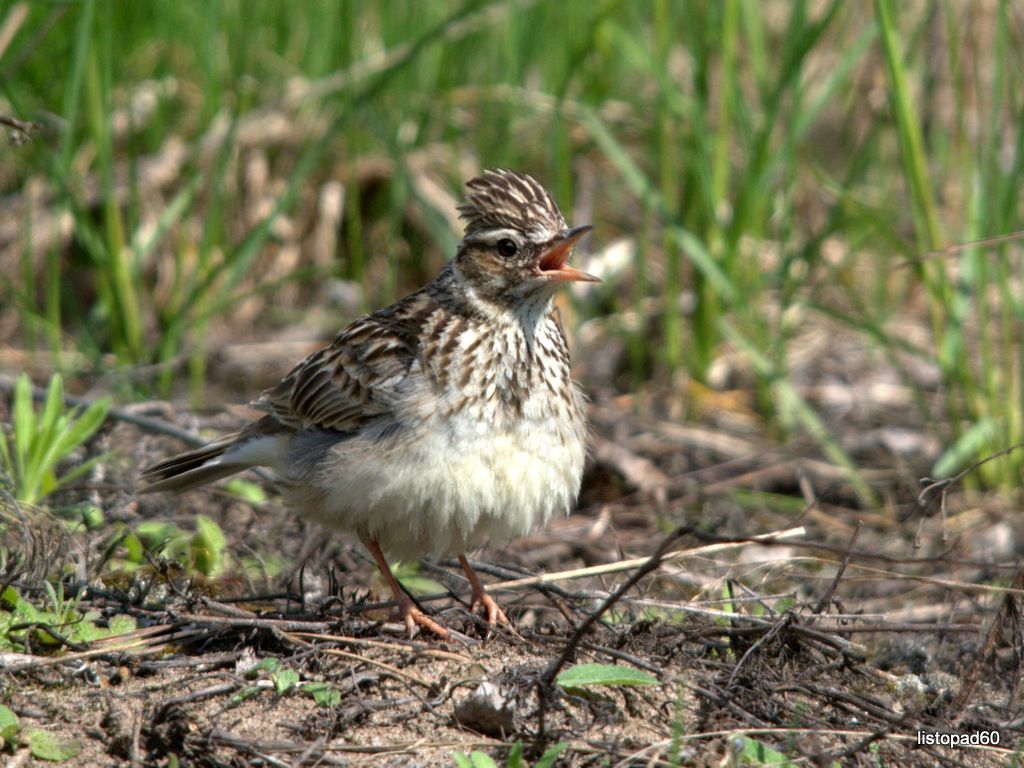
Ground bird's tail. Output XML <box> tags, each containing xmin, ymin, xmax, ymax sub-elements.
<box><xmin>139</xmin><ymin>435</ymin><xmax>251</xmax><ymax>494</ymax></box>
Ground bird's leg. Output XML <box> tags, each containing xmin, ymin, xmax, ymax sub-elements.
<box><xmin>362</xmin><ymin>536</ymin><xmax>449</xmax><ymax>639</ymax></box>
<box><xmin>458</xmin><ymin>554</ymin><xmax>509</xmax><ymax>626</ymax></box>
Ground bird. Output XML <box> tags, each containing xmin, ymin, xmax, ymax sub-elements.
<box><xmin>140</xmin><ymin>169</ymin><xmax>598</xmax><ymax>638</ymax></box>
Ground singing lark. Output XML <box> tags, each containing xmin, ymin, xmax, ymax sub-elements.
<box><xmin>141</xmin><ymin>169</ymin><xmax>598</xmax><ymax>637</ymax></box>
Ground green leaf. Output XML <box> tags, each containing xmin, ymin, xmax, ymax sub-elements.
<box><xmin>41</xmin><ymin>369</ymin><xmax>64</xmax><ymax>430</ymax></box>
<box><xmin>1</xmin><ymin>374</ymin><xmax>110</xmax><ymax>505</ymax></box>
<box><xmin>134</xmin><ymin>521</ymin><xmax>179</xmax><ymax>549</ymax></box>
<box><xmin>734</xmin><ymin>734</ymin><xmax>794</xmax><ymax>765</ymax></box>
<box><xmin>12</xmin><ymin>376</ymin><xmax>33</xmax><ymax>459</ymax></box>
<box><xmin>67</xmin><ymin>619</ymin><xmax>107</xmax><ymax>644</ymax></box>
<box><xmin>555</xmin><ymin>663</ymin><xmax>659</xmax><ymax>689</ymax></box>
<box><xmin>230</xmin><ymin>686</ymin><xmax>263</xmax><ymax>705</ymax></box>
<box><xmin>0</xmin><ymin>704</ymin><xmax>19</xmax><ymax>742</ymax></box>
<box><xmin>9</xmin><ymin>594</ymin><xmax>51</xmax><ymax>624</ymax></box>
<box><xmin>506</xmin><ymin>741</ymin><xmax>523</xmax><ymax>768</ymax></box>
<box><xmin>469</xmin><ymin>753</ymin><xmax>499</xmax><ymax>768</ymax></box>
<box><xmin>272</xmin><ymin>668</ymin><xmax>300</xmax><ymax>695</ymax></box>
<box><xmin>12</xmin><ymin>375</ymin><xmax>34</xmax><ymax>498</ymax></box>
<box><xmin>224</xmin><ymin>478</ymin><xmax>267</xmax><ymax>503</ymax></box>
<box><xmin>534</xmin><ymin>742</ymin><xmax>569</xmax><ymax>768</ymax></box>
<box><xmin>392</xmin><ymin>561</ymin><xmax>444</xmax><ymax>595</ymax></box>
<box><xmin>247</xmin><ymin>657</ymin><xmax>280</xmax><ymax>678</ymax></box>
<box><xmin>27</xmin><ymin>729</ymin><xmax>81</xmax><ymax>762</ymax></box>
<box><xmin>301</xmin><ymin>682</ymin><xmax>341</xmax><ymax>707</ymax></box>
<box><xmin>0</xmin><ymin>423</ymin><xmax>13</xmax><ymax>484</ymax></box>
<box><xmin>194</xmin><ymin>515</ymin><xmax>226</xmax><ymax>551</ymax></box>
<box><xmin>0</xmin><ymin>586</ymin><xmax>19</xmax><ymax>609</ymax></box>
<box><xmin>57</xmin><ymin>398</ymin><xmax>111</xmax><ymax>453</ymax></box>
<box><xmin>106</xmin><ymin>615</ymin><xmax>137</xmax><ymax>636</ymax></box>
<box><xmin>240</xmin><ymin>553</ymin><xmax>287</xmax><ymax>580</ymax></box>
<box><xmin>453</xmin><ymin>755</ymin><xmax>473</xmax><ymax>768</ymax></box>
<box><xmin>932</xmin><ymin>417</ymin><xmax>998</xmax><ymax>478</ymax></box>
<box><xmin>192</xmin><ymin>515</ymin><xmax>226</xmax><ymax>576</ymax></box>
<box><xmin>120</xmin><ymin>531</ymin><xmax>144</xmax><ymax>562</ymax></box>
<box><xmin>57</xmin><ymin>503</ymin><xmax>105</xmax><ymax>530</ymax></box>
<box><xmin>396</xmin><ymin>574</ymin><xmax>445</xmax><ymax>596</ymax></box>
<box><xmin>35</xmin><ymin>377</ymin><xmax>65</xmax><ymax>463</ymax></box>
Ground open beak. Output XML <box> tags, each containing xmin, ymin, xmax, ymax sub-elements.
<box><xmin>537</xmin><ymin>225</ymin><xmax>600</xmax><ymax>283</ymax></box>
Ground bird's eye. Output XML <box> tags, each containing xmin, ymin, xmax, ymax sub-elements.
<box><xmin>496</xmin><ymin>238</ymin><xmax>518</xmax><ymax>258</ymax></box>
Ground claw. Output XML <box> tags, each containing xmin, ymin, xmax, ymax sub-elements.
<box><xmin>363</xmin><ymin>536</ymin><xmax>450</xmax><ymax>640</ymax></box>
<box><xmin>470</xmin><ymin>587</ymin><xmax>509</xmax><ymax>627</ymax></box>
<box><xmin>459</xmin><ymin>554</ymin><xmax>510</xmax><ymax>627</ymax></box>
<box><xmin>394</xmin><ymin>594</ymin><xmax>450</xmax><ymax>639</ymax></box>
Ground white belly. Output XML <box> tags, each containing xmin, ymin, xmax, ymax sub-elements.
<box><xmin>285</xmin><ymin>404</ymin><xmax>586</xmax><ymax>561</ymax></box>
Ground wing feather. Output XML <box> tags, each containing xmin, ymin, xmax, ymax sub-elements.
<box><xmin>253</xmin><ymin>292</ymin><xmax>437</xmax><ymax>433</ymax></box>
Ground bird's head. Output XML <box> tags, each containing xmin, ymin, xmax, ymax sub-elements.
<box><xmin>454</xmin><ymin>169</ymin><xmax>598</xmax><ymax>307</ymax></box>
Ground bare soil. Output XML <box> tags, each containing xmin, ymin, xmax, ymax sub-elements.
<box><xmin>2</xmin><ymin>366</ymin><xmax>1023</xmax><ymax>766</ymax></box>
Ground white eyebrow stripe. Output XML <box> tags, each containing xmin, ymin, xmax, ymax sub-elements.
<box><xmin>474</xmin><ymin>228</ymin><xmax>522</xmax><ymax>244</ymax></box>
<box><xmin>470</xmin><ymin>227</ymin><xmax>560</xmax><ymax>248</ymax></box>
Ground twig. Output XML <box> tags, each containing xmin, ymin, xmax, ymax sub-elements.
<box><xmin>950</xmin><ymin>564</ymin><xmax>1024</xmax><ymax>713</ymax></box>
<box><xmin>686</xmin><ymin>681</ymin><xmax>773</xmax><ymax>729</ymax></box>
<box><xmin>172</xmin><ymin>613</ymin><xmax>335</xmax><ymax>632</ymax></box>
<box><xmin>492</xmin><ymin>526</ymin><xmax>805</xmax><ymax>593</ymax></box>
<box><xmin>527</xmin><ymin>633</ymin><xmax>664</xmax><ymax>675</ymax></box>
<box><xmin>917</xmin><ymin>441</ymin><xmax>1024</xmax><ymax>544</ymax></box>
<box><xmin>159</xmin><ymin>680</ymin><xmax>245</xmax><ymax>710</ymax></box>
<box><xmin>0</xmin><ymin>114</ymin><xmax>40</xmax><ymax>143</ymax></box>
<box><xmin>281</xmin><ymin>634</ymin><xmax>434</xmax><ymax>689</ymax></box>
<box><xmin>0</xmin><ymin>626</ymin><xmax>190</xmax><ymax>672</ymax></box>
<box><xmin>17</xmin><ymin>623</ymin><xmax>88</xmax><ymax>652</ymax></box>
<box><xmin>197</xmin><ymin>596</ymin><xmax>259</xmax><ymax>619</ymax></box>
<box><xmin>826</xmin><ymin>721</ymin><xmax>900</xmax><ymax>762</ymax></box>
<box><xmin>727</xmin><ymin>614</ymin><xmax>792</xmax><ymax>689</ymax></box>
<box><xmin>533</xmin><ymin>524</ymin><xmax>690</xmax><ymax>747</ymax></box>
<box><xmin>837</xmin><ymin>562</ymin><xmax>1024</xmax><ymax>596</ymax></box>
<box><xmin>813</xmin><ymin>520</ymin><xmax>861</xmax><ymax>614</ymax></box>
<box><xmin>283</xmin><ymin>630</ymin><xmax>471</xmax><ymax>661</ymax></box>
<box><xmin>893</xmin><ymin>230</ymin><xmax>1024</xmax><ymax>270</ymax></box>
<box><xmin>346</xmin><ymin>528</ymin><xmax>803</xmax><ymax>621</ymax></box>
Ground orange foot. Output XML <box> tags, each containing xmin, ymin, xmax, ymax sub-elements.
<box><xmin>394</xmin><ymin>593</ymin><xmax>450</xmax><ymax>639</ymax></box>
<box><xmin>363</xmin><ymin>536</ymin><xmax>450</xmax><ymax>640</ymax></box>
<box><xmin>459</xmin><ymin>555</ymin><xmax>510</xmax><ymax>627</ymax></box>
<box><xmin>470</xmin><ymin>586</ymin><xmax>509</xmax><ymax>627</ymax></box>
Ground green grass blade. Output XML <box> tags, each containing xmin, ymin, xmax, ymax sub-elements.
<box><xmin>873</xmin><ymin>0</ymin><xmax>943</xmax><ymax>255</ymax></box>
<box><xmin>48</xmin><ymin>398</ymin><xmax>110</xmax><ymax>460</ymax></box>
<box><xmin>578</xmin><ymin>106</ymin><xmax>734</xmax><ymax>300</ymax></box>
<box><xmin>24</xmin><ymin>375</ymin><xmax>65</xmax><ymax>500</ymax></box>
<box><xmin>11</xmin><ymin>375</ymin><xmax>34</xmax><ymax>496</ymax></box>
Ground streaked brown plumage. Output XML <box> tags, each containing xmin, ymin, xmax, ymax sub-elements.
<box><xmin>141</xmin><ymin>169</ymin><xmax>598</xmax><ymax>638</ymax></box>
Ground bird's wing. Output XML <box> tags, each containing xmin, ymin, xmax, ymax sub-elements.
<box><xmin>253</xmin><ymin>293</ymin><xmax>435</xmax><ymax>433</ymax></box>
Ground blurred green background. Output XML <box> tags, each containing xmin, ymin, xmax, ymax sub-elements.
<box><xmin>2</xmin><ymin>0</ymin><xmax>1023</xmax><ymax>492</ymax></box>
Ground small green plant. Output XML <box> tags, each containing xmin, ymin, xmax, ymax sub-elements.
<box><xmin>0</xmin><ymin>704</ymin><xmax>17</xmax><ymax>750</ymax></box>
<box><xmin>114</xmin><ymin>514</ymin><xmax>228</xmax><ymax>578</ymax></box>
<box><xmin>453</xmin><ymin>742</ymin><xmax>567</xmax><ymax>768</ymax></box>
<box><xmin>0</xmin><ymin>704</ymin><xmax>82</xmax><ymax>762</ymax></box>
<box><xmin>228</xmin><ymin>657</ymin><xmax>341</xmax><ymax>708</ymax></box>
<box><xmin>224</xmin><ymin>478</ymin><xmax>268</xmax><ymax>504</ymax></box>
<box><xmin>0</xmin><ymin>583</ymin><xmax>136</xmax><ymax>653</ymax></box>
<box><xmin>391</xmin><ymin>560</ymin><xmax>445</xmax><ymax>596</ymax></box>
<box><xmin>300</xmin><ymin>682</ymin><xmax>342</xmax><ymax>707</ymax></box>
<box><xmin>555</xmin><ymin>663</ymin><xmax>659</xmax><ymax>690</ymax></box>
<box><xmin>0</xmin><ymin>374</ymin><xmax>110</xmax><ymax>506</ymax></box>
<box><xmin>727</xmin><ymin>732</ymin><xmax>820</xmax><ymax>767</ymax></box>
